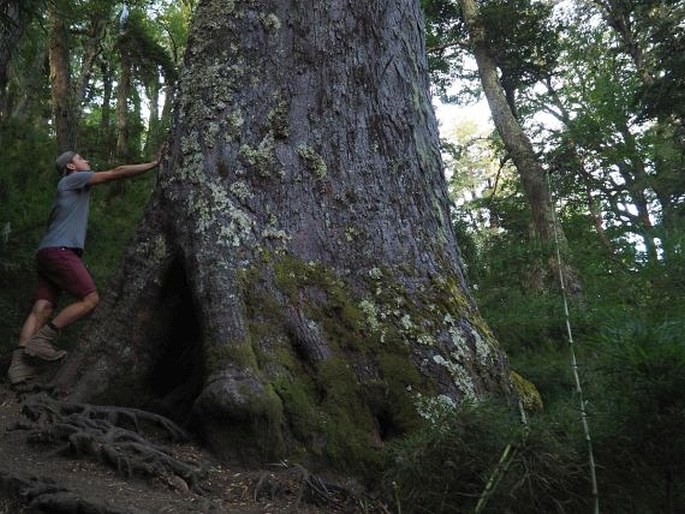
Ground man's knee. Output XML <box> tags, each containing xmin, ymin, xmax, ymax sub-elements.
<box><xmin>32</xmin><ymin>300</ymin><xmax>54</xmax><ymax>321</ymax></box>
<box><xmin>83</xmin><ymin>291</ymin><xmax>100</xmax><ymax>311</ymax></box>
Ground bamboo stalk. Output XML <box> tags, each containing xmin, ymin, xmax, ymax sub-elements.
<box><xmin>474</xmin><ymin>395</ymin><xmax>529</xmax><ymax>513</ymax></box>
<box><xmin>474</xmin><ymin>442</ymin><xmax>517</xmax><ymax>513</ymax></box>
<box><xmin>547</xmin><ymin>173</ymin><xmax>600</xmax><ymax>514</ymax></box>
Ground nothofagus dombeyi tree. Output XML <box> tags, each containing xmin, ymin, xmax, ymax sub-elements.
<box><xmin>53</xmin><ymin>0</ymin><xmax>513</xmax><ymax>468</ymax></box>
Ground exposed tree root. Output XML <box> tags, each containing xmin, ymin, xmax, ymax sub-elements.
<box><xmin>0</xmin><ymin>384</ymin><xmax>388</xmax><ymax>513</ymax></box>
<box><xmin>254</xmin><ymin>461</ymin><xmax>390</xmax><ymax>513</ymax></box>
<box><xmin>10</xmin><ymin>395</ymin><xmax>202</xmax><ymax>493</ymax></box>
<box><xmin>0</xmin><ymin>468</ymin><xmax>147</xmax><ymax>514</ymax></box>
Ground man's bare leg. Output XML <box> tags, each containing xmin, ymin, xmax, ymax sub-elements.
<box><xmin>51</xmin><ymin>291</ymin><xmax>100</xmax><ymax>330</ymax></box>
<box><xmin>9</xmin><ymin>300</ymin><xmax>54</xmax><ymax>384</ymax></box>
<box><xmin>19</xmin><ymin>299</ymin><xmax>54</xmax><ymax>346</ymax></box>
<box><xmin>23</xmin><ymin>292</ymin><xmax>99</xmax><ymax>361</ymax></box>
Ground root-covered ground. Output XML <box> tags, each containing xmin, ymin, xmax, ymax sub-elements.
<box><xmin>0</xmin><ymin>384</ymin><xmax>385</xmax><ymax>513</ymax></box>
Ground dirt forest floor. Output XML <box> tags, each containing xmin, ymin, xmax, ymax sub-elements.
<box><xmin>0</xmin><ymin>383</ymin><xmax>387</xmax><ymax>513</ymax></box>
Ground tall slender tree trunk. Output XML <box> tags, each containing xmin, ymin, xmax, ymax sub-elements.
<box><xmin>100</xmin><ymin>61</ymin><xmax>114</xmax><ymax>157</ymax></box>
<box><xmin>74</xmin><ymin>16</ymin><xmax>105</xmax><ymax>112</ymax></box>
<box><xmin>144</xmin><ymin>79</ymin><xmax>162</xmax><ymax>155</ymax></box>
<box><xmin>115</xmin><ymin>53</ymin><xmax>131</xmax><ymax>161</ymax></box>
<box><xmin>459</xmin><ymin>0</ymin><xmax>581</xmax><ymax>294</ymax></box>
<box><xmin>0</xmin><ymin>0</ymin><xmax>28</xmax><ymax>113</ymax></box>
<box><xmin>54</xmin><ymin>0</ymin><xmax>512</xmax><ymax>467</ymax></box>
<box><xmin>48</xmin><ymin>0</ymin><xmax>75</xmax><ymax>151</ymax></box>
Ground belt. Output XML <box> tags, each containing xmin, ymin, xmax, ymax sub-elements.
<box><xmin>59</xmin><ymin>247</ymin><xmax>84</xmax><ymax>257</ymax></box>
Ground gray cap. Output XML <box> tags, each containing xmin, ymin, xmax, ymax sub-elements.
<box><xmin>55</xmin><ymin>151</ymin><xmax>76</xmax><ymax>175</ymax></box>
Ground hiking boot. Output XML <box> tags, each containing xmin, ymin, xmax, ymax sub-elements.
<box><xmin>7</xmin><ymin>348</ymin><xmax>40</xmax><ymax>385</ymax></box>
<box><xmin>24</xmin><ymin>324</ymin><xmax>67</xmax><ymax>362</ymax></box>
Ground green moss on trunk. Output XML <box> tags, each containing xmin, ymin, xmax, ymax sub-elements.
<box><xmin>236</xmin><ymin>253</ymin><xmax>502</xmax><ymax>473</ymax></box>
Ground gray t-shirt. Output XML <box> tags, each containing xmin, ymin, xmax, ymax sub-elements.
<box><xmin>38</xmin><ymin>171</ymin><xmax>95</xmax><ymax>250</ymax></box>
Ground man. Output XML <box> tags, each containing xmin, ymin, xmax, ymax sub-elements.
<box><xmin>7</xmin><ymin>150</ymin><xmax>162</xmax><ymax>386</ymax></box>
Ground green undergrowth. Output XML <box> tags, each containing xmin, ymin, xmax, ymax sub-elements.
<box><xmin>383</xmin><ymin>398</ymin><xmax>589</xmax><ymax>513</ymax></box>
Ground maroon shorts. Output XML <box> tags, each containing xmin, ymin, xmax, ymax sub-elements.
<box><xmin>33</xmin><ymin>247</ymin><xmax>97</xmax><ymax>305</ymax></box>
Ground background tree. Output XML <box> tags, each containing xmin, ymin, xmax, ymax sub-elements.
<box><xmin>48</xmin><ymin>0</ymin><xmax>76</xmax><ymax>150</ymax></box>
<box><xmin>435</xmin><ymin>1</ymin><xmax>685</xmax><ymax>510</ymax></box>
<box><xmin>527</xmin><ymin>2</ymin><xmax>684</xmax><ymax>265</ymax></box>
<box><xmin>426</xmin><ymin>0</ymin><xmax>580</xmax><ymax>293</ymax></box>
<box><xmin>0</xmin><ymin>0</ymin><xmax>37</xmax><ymax>110</ymax></box>
<box><xmin>593</xmin><ymin>0</ymin><xmax>685</xmax><ymax>248</ymax></box>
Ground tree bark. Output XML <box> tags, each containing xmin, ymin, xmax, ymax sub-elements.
<box><xmin>54</xmin><ymin>0</ymin><xmax>512</xmax><ymax>468</ymax></box>
<box><xmin>459</xmin><ymin>0</ymin><xmax>581</xmax><ymax>294</ymax></box>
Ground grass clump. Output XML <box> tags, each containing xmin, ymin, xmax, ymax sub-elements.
<box><xmin>382</xmin><ymin>398</ymin><xmax>589</xmax><ymax>513</ymax></box>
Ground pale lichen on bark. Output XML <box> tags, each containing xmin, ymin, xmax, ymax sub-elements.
<box><xmin>296</xmin><ymin>144</ymin><xmax>328</xmax><ymax>179</ymax></box>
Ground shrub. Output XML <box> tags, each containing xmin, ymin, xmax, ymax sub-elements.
<box><xmin>587</xmin><ymin>318</ymin><xmax>685</xmax><ymax>513</ymax></box>
<box><xmin>383</xmin><ymin>399</ymin><xmax>589</xmax><ymax>513</ymax></box>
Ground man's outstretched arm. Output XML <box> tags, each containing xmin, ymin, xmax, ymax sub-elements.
<box><xmin>88</xmin><ymin>151</ymin><xmax>163</xmax><ymax>186</ymax></box>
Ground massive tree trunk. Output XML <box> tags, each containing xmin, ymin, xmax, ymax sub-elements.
<box><xmin>54</xmin><ymin>0</ymin><xmax>512</xmax><ymax>468</ymax></box>
<box><xmin>459</xmin><ymin>0</ymin><xmax>581</xmax><ymax>294</ymax></box>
